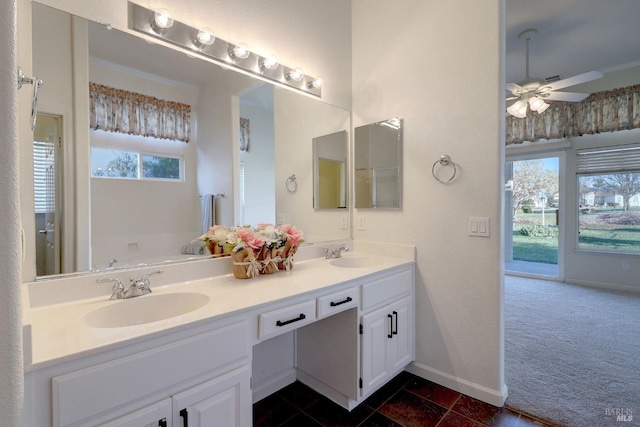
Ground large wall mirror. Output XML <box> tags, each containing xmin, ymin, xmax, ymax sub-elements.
<box><xmin>29</xmin><ymin>2</ymin><xmax>351</xmax><ymax>279</ymax></box>
<box><xmin>354</xmin><ymin>118</ymin><xmax>402</xmax><ymax>209</ymax></box>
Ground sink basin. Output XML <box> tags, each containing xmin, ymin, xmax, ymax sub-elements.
<box><xmin>329</xmin><ymin>256</ymin><xmax>378</xmax><ymax>268</ymax></box>
<box><xmin>83</xmin><ymin>292</ymin><xmax>210</xmax><ymax>328</ymax></box>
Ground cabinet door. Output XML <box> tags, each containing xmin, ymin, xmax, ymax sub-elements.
<box><xmin>100</xmin><ymin>398</ymin><xmax>172</xmax><ymax>427</ymax></box>
<box><xmin>361</xmin><ymin>305</ymin><xmax>392</xmax><ymax>397</ymax></box>
<box><xmin>388</xmin><ymin>296</ymin><xmax>413</xmax><ymax>372</ymax></box>
<box><xmin>172</xmin><ymin>366</ymin><xmax>251</xmax><ymax>427</ymax></box>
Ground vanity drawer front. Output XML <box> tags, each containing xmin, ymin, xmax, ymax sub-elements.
<box><xmin>52</xmin><ymin>321</ymin><xmax>248</xmax><ymax>427</ymax></box>
<box><xmin>361</xmin><ymin>268</ymin><xmax>413</xmax><ymax>311</ymax></box>
<box><xmin>258</xmin><ymin>300</ymin><xmax>316</xmax><ymax>340</ymax></box>
<box><xmin>317</xmin><ymin>287</ymin><xmax>359</xmax><ymax>319</ymax></box>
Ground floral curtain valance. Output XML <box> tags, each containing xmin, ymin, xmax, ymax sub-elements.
<box><xmin>89</xmin><ymin>82</ymin><xmax>191</xmax><ymax>143</ymax></box>
<box><xmin>506</xmin><ymin>84</ymin><xmax>640</xmax><ymax>145</ymax></box>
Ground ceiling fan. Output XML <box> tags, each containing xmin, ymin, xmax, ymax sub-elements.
<box><xmin>506</xmin><ymin>28</ymin><xmax>603</xmax><ymax>118</ymax></box>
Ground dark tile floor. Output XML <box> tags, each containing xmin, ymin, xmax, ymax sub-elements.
<box><xmin>253</xmin><ymin>371</ymin><xmax>558</xmax><ymax>427</ymax></box>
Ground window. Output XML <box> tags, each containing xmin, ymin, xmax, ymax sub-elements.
<box><xmin>577</xmin><ymin>145</ymin><xmax>640</xmax><ymax>252</ymax></box>
<box><xmin>91</xmin><ymin>147</ymin><xmax>182</xmax><ymax>181</ymax></box>
<box><xmin>33</xmin><ymin>140</ymin><xmax>49</xmax><ymax>213</ymax></box>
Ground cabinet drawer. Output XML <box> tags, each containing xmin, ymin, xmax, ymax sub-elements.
<box><xmin>361</xmin><ymin>268</ymin><xmax>413</xmax><ymax>311</ymax></box>
<box><xmin>317</xmin><ymin>287</ymin><xmax>358</xmax><ymax>319</ymax></box>
<box><xmin>52</xmin><ymin>321</ymin><xmax>248</xmax><ymax>427</ymax></box>
<box><xmin>258</xmin><ymin>300</ymin><xmax>316</xmax><ymax>340</ymax></box>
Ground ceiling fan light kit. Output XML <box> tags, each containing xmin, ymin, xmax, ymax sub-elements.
<box><xmin>506</xmin><ymin>28</ymin><xmax>603</xmax><ymax>118</ymax></box>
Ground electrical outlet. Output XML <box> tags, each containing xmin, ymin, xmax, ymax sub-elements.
<box><xmin>341</xmin><ymin>215</ymin><xmax>348</xmax><ymax>230</ymax></box>
<box><xmin>358</xmin><ymin>215</ymin><xmax>366</xmax><ymax>231</ymax></box>
<box><xmin>622</xmin><ymin>260</ymin><xmax>630</xmax><ymax>270</ymax></box>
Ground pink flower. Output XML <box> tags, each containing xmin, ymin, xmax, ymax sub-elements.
<box><xmin>256</xmin><ymin>223</ymin><xmax>274</xmax><ymax>231</ymax></box>
<box><xmin>235</xmin><ymin>227</ymin><xmax>265</xmax><ymax>250</ymax></box>
<box><xmin>279</xmin><ymin>224</ymin><xmax>303</xmax><ymax>246</ymax></box>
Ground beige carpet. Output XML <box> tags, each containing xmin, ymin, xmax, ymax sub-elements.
<box><xmin>504</xmin><ymin>276</ymin><xmax>640</xmax><ymax>427</ymax></box>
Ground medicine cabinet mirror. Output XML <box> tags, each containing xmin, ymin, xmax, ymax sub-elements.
<box><xmin>354</xmin><ymin>118</ymin><xmax>402</xmax><ymax>209</ymax></box>
<box><xmin>313</xmin><ymin>131</ymin><xmax>348</xmax><ymax>209</ymax></box>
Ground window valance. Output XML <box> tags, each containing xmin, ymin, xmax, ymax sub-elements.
<box><xmin>506</xmin><ymin>84</ymin><xmax>640</xmax><ymax>145</ymax></box>
<box><xmin>89</xmin><ymin>83</ymin><xmax>191</xmax><ymax>143</ymax></box>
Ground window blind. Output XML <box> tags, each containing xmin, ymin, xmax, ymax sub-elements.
<box><xmin>576</xmin><ymin>145</ymin><xmax>640</xmax><ymax>175</ymax></box>
<box><xmin>33</xmin><ymin>140</ymin><xmax>48</xmax><ymax>214</ymax></box>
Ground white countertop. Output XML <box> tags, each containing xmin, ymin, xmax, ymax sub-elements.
<box><xmin>24</xmin><ymin>243</ymin><xmax>414</xmax><ymax>371</ymax></box>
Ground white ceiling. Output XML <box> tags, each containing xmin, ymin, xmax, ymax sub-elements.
<box><xmin>506</xmin><ymin>0</ymin><xmax>640</xmax><ymax>87</ymax></box>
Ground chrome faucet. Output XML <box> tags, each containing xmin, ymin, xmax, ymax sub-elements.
<box><xmin>106</xmin><ymin>259</ymin><xmax>118</xmax><ymax>268</ymax></box>
<box><xmin>125</xmin><ymin>270</ymin><xmax>164</xmax><ymax>298</ymax></box>
<box><xmin>97</xmin><ymin>277</ymin><xmax>125</xmax><ymax>300</ymax></box>
<box><xmin>325</xmin><ymin>244</ymin><xmax>349</xmax><ymax>259</ymax></box>
<box><xmin>97</xmin><ymin>270</ymin><xmax>163</xmax><ymax>300</ymax></box>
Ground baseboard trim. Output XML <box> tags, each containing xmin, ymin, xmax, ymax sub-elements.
<box><xmin>251</xmin><ymin>368</ymin><xmax>296</xmax><ymax>404</ymax></box>
<box><xmin>564</xmin><ymin>278</ymin><xmax>640</xmax><ymax>294</ymax></box>
<box><xmin>406</xmin><ymin>362</ymin><xmax>508</xmax><ymax>407</ymax></box>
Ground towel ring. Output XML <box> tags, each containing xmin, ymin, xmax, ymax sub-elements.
<box><xmin>432</xmin><ymin>155</ymin><xmax>457</xmax><ymax>184</ymax></box>
<box><xmin>286</xmin><ymin>174</ymin><xmax>297</xmax><ymax>193</ymax></box>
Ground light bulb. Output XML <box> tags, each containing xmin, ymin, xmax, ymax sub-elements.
<box><xmin>307</xmin><ymin>77</ymin><xmax>323</xmax><ymax>89</ymax></box>
<box><xmin>230</xmin><ymin>43</ymin><xmax>250</xmax><ymax>60</ymax></box>
<box><xmin>153</xmin><ymin>8</ymin><xmax>174</xmax><ymax>30</ymax></box>
<box><xmin>196</xmin><ymin>28</ymin><xmax>215</xmax><ymax>47</ymax></box>
<box><xmin>528</xmin><ymin>96</ymin><xmax>545</xmax><ymax>111</ymax></box>
<box><xmin>285</xmin><ymin>68</ymin><xmax>304</xmax><ymax>82</ymax></box>
<box><xmin>535</xmin><ymin>101</ymin><xmax>550</xmax><ymax>114</ymax></box>
<box><xmin>507</xmin><ymin>99</ymin><xmax>528</xmax><ymax>118</ymax></box>
<box><xmin>260</xmin><ymin>55</ymin><xmax>279</xmax><ymax>70</ymax></box>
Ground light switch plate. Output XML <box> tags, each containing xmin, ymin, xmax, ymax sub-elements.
<box><xmin>468</xmin><ymin>217</ymin><xmax>490</xmax><ymax>237</ymax></box>
<box><xmin>358</xmin><ymin>215</ymin><xmax>366</xmax><ymax>231</ymax></box>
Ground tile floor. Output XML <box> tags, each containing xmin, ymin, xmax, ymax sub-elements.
<box><xmin>253</xmin><ymin>371</ymin><xmax>558</xmax><ymax>427</ymax></box>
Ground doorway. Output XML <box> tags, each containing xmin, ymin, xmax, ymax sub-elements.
<box><xmin>505</xmin><ymin>154</ymin><xmax>562</xmax><ymax>279</ymax></box>
<box><xmin>33</xmin><ymin>113</ymin><xmax>63</xmax><ymax>276</ymax></box>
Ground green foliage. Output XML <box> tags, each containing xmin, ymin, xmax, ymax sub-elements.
<box><xmin>518</xmin><ymin>224</ymin><xmax>558</xmax><ymax>238</ymax></box>
<box><xmin>93</xmin><ymin>152</ymin><xmax>138</xmax><ymax>178</ymax></box>
<box><xmin>142</xmin><ymin>156</ymin><xmax>179</xmax><ymax>179</ymax></box>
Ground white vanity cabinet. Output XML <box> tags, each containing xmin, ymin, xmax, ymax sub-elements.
<box><xmin>360</xmin><ymin>267</ymin><xmax>414</xmax><ymax>398</ymax></box>
<box><xmin>42</xmin><ymin>320</ymin><xmax>251</xmax><ymax>427</ymax></box>
<box><xmin>101</xmin><ymin>366</ymin><xmax>250</xmax><ymax>427</ymax></box>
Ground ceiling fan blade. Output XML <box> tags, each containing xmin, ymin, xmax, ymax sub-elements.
<box><xmin>544</xmin><ymin>71</ymin><xmax>603</xmax><ymax>91</ymax></box>
<box><xmin>506</xmin><ymin>82</ymin><xmax>524</xmax><ymax>94</ymax></box>
<box><xmin>544</xmin><ymin>91</ymin><xmax>590</xmax><ymax>102</ymax></box>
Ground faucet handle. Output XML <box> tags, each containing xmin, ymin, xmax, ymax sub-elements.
<box><xmin>143</xmin><ymin>270</ymin><xmax>164</xmax><ymax>282</ymax></box>
<box><xmin>97</xmin><ymin>277</ymin><xmax>124</xmax><ymax>300</ymax></box>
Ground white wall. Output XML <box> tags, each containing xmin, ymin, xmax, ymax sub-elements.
<box><xmin>240</xmin><ymin>90</ymin><xmax>276</xmax><ymax>226</ymax></box>
<box><xmin>352</xmin><ymin>0</ymin><xmax>506</xmax><ymax>405</ymax></box>
<box><xmin>0</xmin><ymin>0</ymin><xmax>23</xmax><ymax>424</ymax></box>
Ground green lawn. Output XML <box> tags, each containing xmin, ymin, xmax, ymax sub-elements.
<box><xmin>513</xmin><ymin>211</ymin><xmax>559</xmax><ymax>264</ymax></box>
<box><xmin>578</xmin><ymin>227</ymin><xmax>640</xmax><ymax>251</ymax></box>
<box><xmin>512</xmin><ymin>210</ymin><xmax>640</xmax><ymax>264</ymax></box>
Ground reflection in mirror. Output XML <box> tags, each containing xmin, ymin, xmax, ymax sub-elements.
<box><xmin>30</xmin><ymin>2</ymin><xmax>350</xmax><ymax>279</ymax></box>
<box><xmin>313</xmin><ymin>131</ymin><xmax>348</xmax><ymax>209</ymax></box>
<box><xmin>354</xmin><ymin>118</ymin><xmax>402</xmax><ymax>209</ymax></box>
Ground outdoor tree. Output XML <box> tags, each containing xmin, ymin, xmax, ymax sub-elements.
<box><xmin>512</xmin><ymin>159</ymin><xmax>558</xmax><ymax>216</ymax></box>
<box><xmin>93</xmin><ymin>152</ymin><xmax>138</xmax><ymax>178</ymax></box>
<box><xmin>596</xmin><ymin>173</ymin><xmax>640</xmax><ymax>211</ymax></box>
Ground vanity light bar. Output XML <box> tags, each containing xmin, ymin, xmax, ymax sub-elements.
<box><xmin>129</xmin><ymin>2</ymin><xmax>322</xmax><ymax>98</ymax></box>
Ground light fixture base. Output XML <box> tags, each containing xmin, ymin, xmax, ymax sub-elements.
<box><xmin>518</xmin><ymin>28</ymin><xmax>537</xmax><ymax>41</ymax></box>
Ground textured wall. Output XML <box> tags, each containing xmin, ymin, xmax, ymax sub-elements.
<box><xmin>352</xmin><ymin>0</ymin><xmax>507</xmax><ymax>405</ymax></box>
<box><xmin>0</xmin><ymin>0</ymin><xmax>24</xmax><ymax>424</ymax></box>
